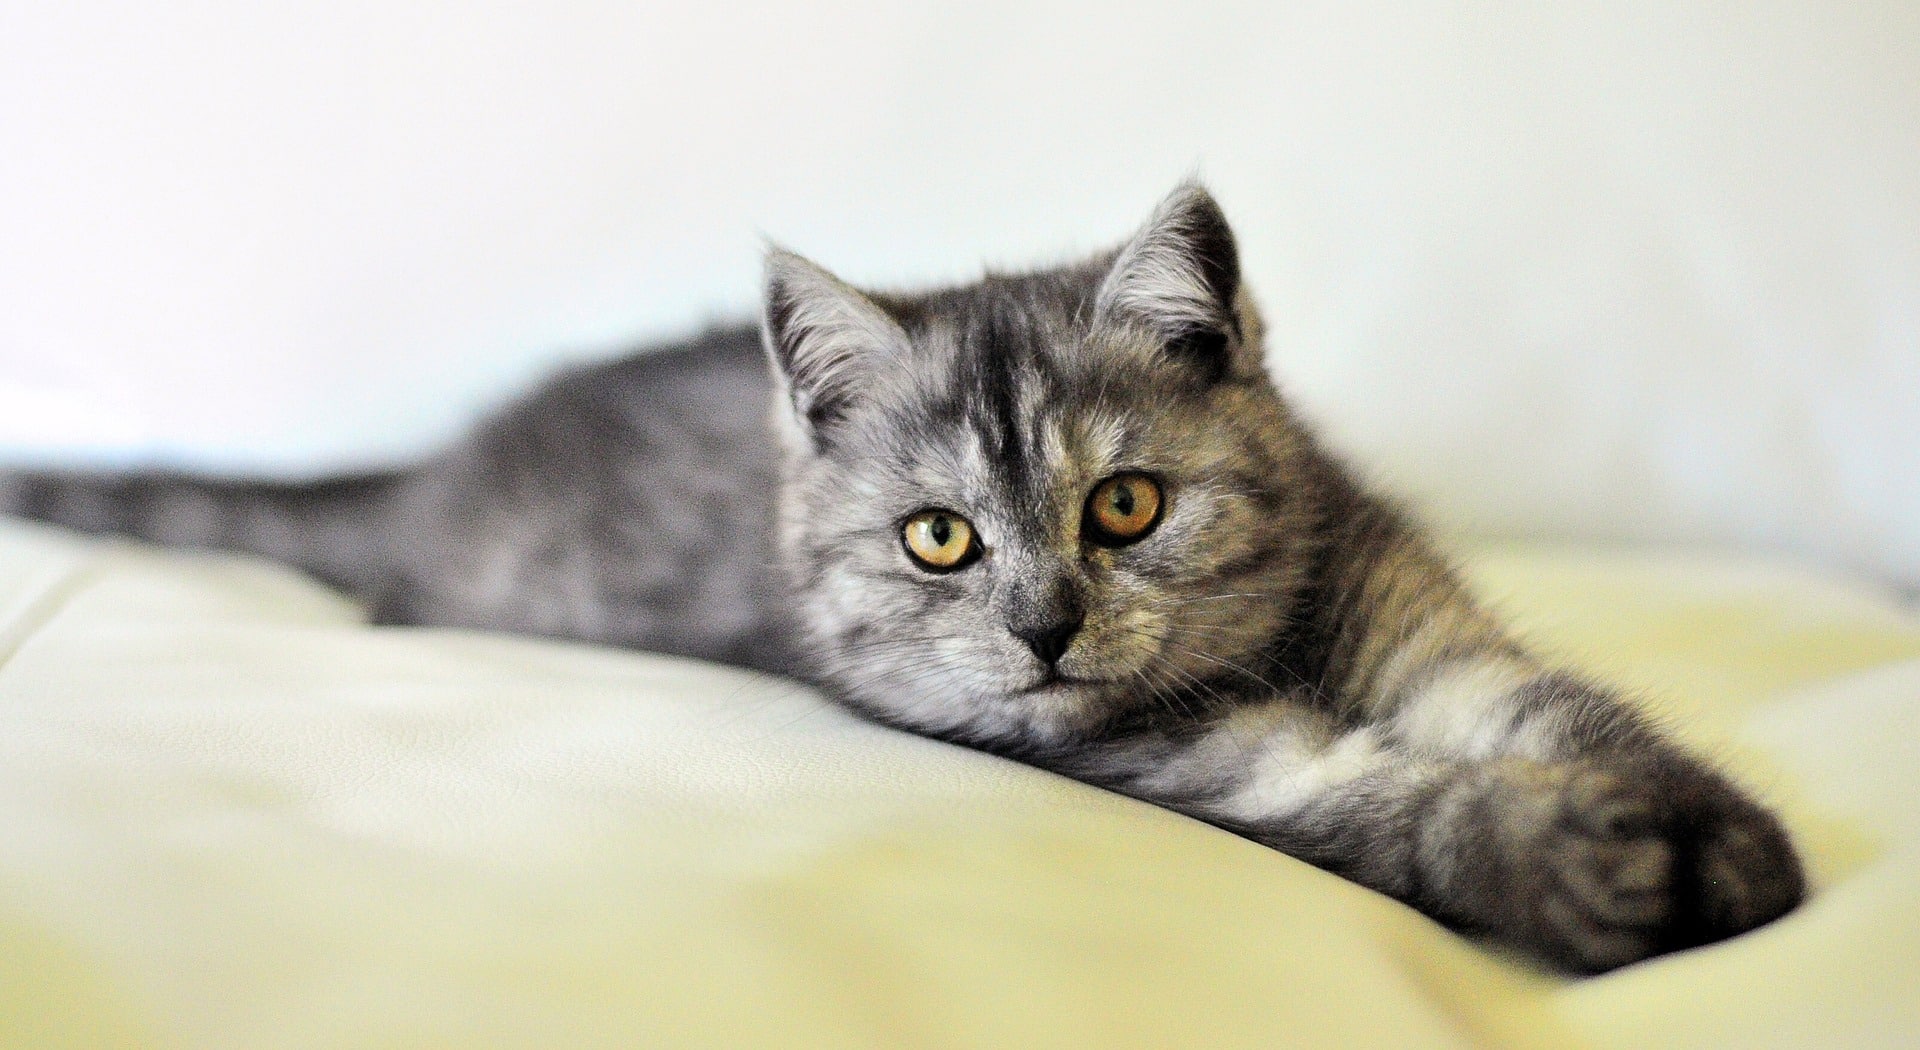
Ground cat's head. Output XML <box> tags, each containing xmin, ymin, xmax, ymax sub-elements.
<box><xmin>762</xmin><ymin>184</ymin><xmax>1324</xmax><ymax>750</ymax></box>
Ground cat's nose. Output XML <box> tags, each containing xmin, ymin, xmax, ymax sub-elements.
<box><xmin>1015</xmin><ymin>615</ymin><xmax>1083</xmax><ymax>668</ymax></box>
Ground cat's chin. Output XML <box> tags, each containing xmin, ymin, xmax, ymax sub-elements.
<box><xmin>983</xmin><ymin>677</ymin><xmax>1116</xmax><ymax>748</ymax></box>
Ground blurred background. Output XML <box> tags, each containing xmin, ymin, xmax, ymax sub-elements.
<box><xmin>1</xmin><ymin>2</ymin><xmax>1916</xmax><ymax>589</ymax></box>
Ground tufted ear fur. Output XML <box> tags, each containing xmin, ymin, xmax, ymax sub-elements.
<box><xmin>1094</xmin><ymin>183</ymin><xmax>1253</xmax><ymax>383</ymax></box>
<box><xmin>762</xmin><ymin>248</ymin><xmax>911</xmax><ymax>445</ymax></box>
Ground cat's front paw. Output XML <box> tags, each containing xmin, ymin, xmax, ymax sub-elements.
<box><xmin>1449</xmin><ymin>758</ymin><xmax>1804</xmax><ymax>973</ymax></box>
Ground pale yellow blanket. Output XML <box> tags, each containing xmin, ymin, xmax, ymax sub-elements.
<box><xmin>1</xmin><ymin>520</ymin><xmax>1915</xmax><ymax>1048</ymax></box>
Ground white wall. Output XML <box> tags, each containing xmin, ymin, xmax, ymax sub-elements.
<box><xmin>2</xmin><ymin>2</ymin><xmax>1916</xmax><ymax>586</ymax></box>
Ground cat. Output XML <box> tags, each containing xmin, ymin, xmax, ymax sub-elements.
<box><xmin>0</xmin><ymin>183</ymin><xmax>1803</xmax><ymax>972</ymax></box>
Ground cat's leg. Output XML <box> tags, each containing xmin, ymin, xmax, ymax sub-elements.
<box><xmin>1357</xmin><ymin>634</ymin><xmax>1804</xmax><ymax>955</ymax></box>
<box><xmin>1086</xmin><ymin>696</ymin><xmax>1796</xmax><ymax>972</ymax></box>
<box><xmin>1317</xmin><ymin>539</ymin><xmax>1804</xmax><ymax>968</ymax></box>
<box><xmin>1232</xmin><ymin>503</ymin><xmax>1806</xmax><ymax>967</ymax></box>
<box><xmin>1065</xmin><ymin>699</ymin><xmax>1450</xmax><ymax>908</ymax></box>
<box><xmin>1079</xmin><ymin>701</ymin><xmax>1744</xmax><ymax>971</ymax></box>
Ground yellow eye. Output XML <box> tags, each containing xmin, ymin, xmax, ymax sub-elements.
<box><xmin>1085</xmin><ymin>473</ymin><xmax>1164</xmax><ymax>546</ymax></box>
<box><xmin>902</xmin><ymin>510</ymin><xmax>979</xmax><ymax>571</ymax></box>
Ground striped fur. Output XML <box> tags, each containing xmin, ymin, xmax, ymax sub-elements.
<box><xmin>0</xmin><ymin>183</ymin><xmax>1802</xmax><ymax>971</ymax></box>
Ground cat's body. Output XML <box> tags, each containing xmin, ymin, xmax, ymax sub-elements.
<box><xmin>4</xmin><ymin>328</ymin><xmax>795</xmax><ymax>671</ymax></box>
<box><xmin>0</xmin><ymin>185</ymin><xmax>1804</xmax><ymax>972</ymax></box>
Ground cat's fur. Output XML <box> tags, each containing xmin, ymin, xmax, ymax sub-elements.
<box><xmin>0</xmin><ymin>184</ymin><xmax>1803</xmax><ymax>972</ymax></box>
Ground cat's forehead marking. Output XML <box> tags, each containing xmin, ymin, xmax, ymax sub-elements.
<box><xmin>960</xmin><ymin>308</ymin><xmax>1049</xmax><ymax>491</ymax></box>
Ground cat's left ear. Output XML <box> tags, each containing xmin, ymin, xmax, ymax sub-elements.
<box><xmin>1093</xmin><ymin>183</ymin><xmax>1259</xmax><ymax>383</ymax></box>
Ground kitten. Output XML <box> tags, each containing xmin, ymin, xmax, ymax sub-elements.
<box><xmin>0</xmin><ymin>184</ymin><xmax>1803</xmax><ymax>972</ymax></box>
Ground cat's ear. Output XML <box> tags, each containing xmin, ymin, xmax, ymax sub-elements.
<box><xmin>1093</xmin><ymin>183</ymin><xmax>1254</xmax><ymax>383</ymax></box>
<box><xmin>762</xmin><ymin>247</ymin><xmax>910</xmax><ymax>444</ymax></box>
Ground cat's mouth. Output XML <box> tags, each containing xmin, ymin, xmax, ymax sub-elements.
<box><xmin>1020</xmin><ymin>669</ymin><xmax>1094</xmax><ymax>694</ymax></box>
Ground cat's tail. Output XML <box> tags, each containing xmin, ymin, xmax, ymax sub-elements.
<box><xmin>0</xmin><ymin>466</ymin><xmax>411</xmax><ymax>598</ymax></box>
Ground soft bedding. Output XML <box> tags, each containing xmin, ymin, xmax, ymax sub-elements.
<box><xmin>0</xmin><ymin>518</ymin><xmax>1916</xmax><ymax>1049</ymax></box>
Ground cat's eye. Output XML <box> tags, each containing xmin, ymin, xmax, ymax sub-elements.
<box><xmin>1084</xmin><ymin>473</ymin><xmax>1164</xmax><ymax>546</ymax></box>
<box><xmin>901</xmin><ymin>510</ymin><xmax>980</xmax><ymax>571</ymax></box>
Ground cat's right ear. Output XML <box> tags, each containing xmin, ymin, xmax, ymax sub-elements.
<box><xmin>762</xmin><ymin>248</ymin><xmax>910</xmax><ymax>446</ymax></box>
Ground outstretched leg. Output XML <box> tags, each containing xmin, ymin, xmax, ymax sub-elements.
<box><xmin>1070</xmin><ymin>690</ymin><xmax>1800</xmax><ymax>972</ymax></box>
<box><xmin>1269</xmin><ymin>507</ymin><xmax>1804</xmax><ymax>969</ymax></box>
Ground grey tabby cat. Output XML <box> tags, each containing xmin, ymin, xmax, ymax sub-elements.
<box><xmin>1</xmin><ymin>184</ymin><xmax>1803</xmax><ymax>972</ymax></box>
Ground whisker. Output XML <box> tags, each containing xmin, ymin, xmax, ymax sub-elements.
<box><xmin>1156</xmin><ymin>638</ymin><xmax>1288</xmax><ymax>697</ymax></box>
<box><xmin>1152</xmin><ymin>656</ymin><xmax>1236</xmax><ymax>720</ymax></box>
<box><xmin>1144</xmin><ymin>592</ymin><xmax>1278</xmax><ymax>608</ymax></box>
